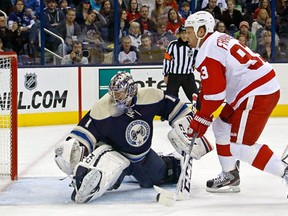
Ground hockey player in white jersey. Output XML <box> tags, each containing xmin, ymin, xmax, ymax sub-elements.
<box><xmin>54</xmin><ymin>71</ymin><xmax>213</xmax><ymax>203</ymax></box>
<box><xmin>182</xmin><ymin>11</ymin><xmax>288</xmax><ymax>193</ymax></box>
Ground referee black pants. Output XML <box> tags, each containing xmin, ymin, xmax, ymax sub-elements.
<box><xmin>166</xmin><ymin>73</ymin><xmax>200</xmax><ymax>110</ymax></box>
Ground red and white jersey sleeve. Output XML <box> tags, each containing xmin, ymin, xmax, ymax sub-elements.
<box><xmin>195</xmin><ymin>31</ymin><xmax>280</xmax><ymax>117</ymax></box>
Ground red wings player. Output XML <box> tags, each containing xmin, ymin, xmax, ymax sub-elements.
<box><xmin>184</xmin><ymin>11</ymin><xmax>288</xmax><ymax>193</ymax></box>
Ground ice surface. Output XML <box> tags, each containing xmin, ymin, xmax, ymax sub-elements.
<box><xmin>0</xmin><ymin>118</ymin><xmax>288</xmax><ymax>216</ymax></box>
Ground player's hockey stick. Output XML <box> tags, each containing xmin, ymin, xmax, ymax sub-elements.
<box><xmin>154</xmin><ymin>132</ymin><xmax>198</xmax><ymax>206</ymax></box>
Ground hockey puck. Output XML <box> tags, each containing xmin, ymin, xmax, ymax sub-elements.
<box><xmin>156</xmin><ymin>193</ymin><xmax>160</xmax><ymax>202</ymax></box>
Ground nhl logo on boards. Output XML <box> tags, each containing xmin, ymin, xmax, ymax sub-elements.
<box><xmin>24</xmin><ymin>73</ymin><xmax>37</xmax><ymax>90</ymax></box>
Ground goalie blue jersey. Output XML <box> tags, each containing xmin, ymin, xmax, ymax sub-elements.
<box><xmin>69</xmin><ymin>88</ymin><xmax>192</xmax><ymax>162</ymax></box>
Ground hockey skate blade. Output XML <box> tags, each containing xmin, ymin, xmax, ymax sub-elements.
<box><xmin>154</xmin><ymin>185</ymin><xmax>175</xmax><ymax>207</ymax></box>
<box><xmin>206</xmin><ymin>185</ymin><xmax>240</xmax><ymax>193</ymax></box>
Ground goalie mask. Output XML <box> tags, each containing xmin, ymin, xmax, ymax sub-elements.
<box><xmin>108</xmin><ymin>72</ymin><xmax>138</xmax><ymax>111</ymax></box>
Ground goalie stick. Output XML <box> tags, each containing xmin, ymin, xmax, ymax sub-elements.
<box><xmin>154</xmin><ymin>133</ymin><xmax>198</xmax><ymax>206</ymax></box>
<box><xmin>154</xmin><ymin>94</ymin><xmax>198</xmax><ymax>207</ymax></box>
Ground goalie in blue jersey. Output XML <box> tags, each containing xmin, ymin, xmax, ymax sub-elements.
<box><xmin>54</xmin><ymin>71</ymin><xmax>213</xmax><ymax>203</ymax></box>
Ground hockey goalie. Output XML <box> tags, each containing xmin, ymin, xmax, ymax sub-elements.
<box><xmin>54</xmin><ymin>71</ymin><xmax>213</xmax><ymax>203</ymax></box>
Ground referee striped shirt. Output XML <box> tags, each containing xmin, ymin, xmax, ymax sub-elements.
<box><xmin>163</xmin><ymin>38</ymin><xmax>195</xmax><ymax>76</ymax></box>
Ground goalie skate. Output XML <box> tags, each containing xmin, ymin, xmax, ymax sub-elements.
<box><xmin>72</xmin><ymin>166</ymin><xmax>102</xmax><ymax>203</ymax></box>
<box><xmin>206</xmin><ymin>160</ymin><xmax>240</xmax><ymax>193</ymax></box>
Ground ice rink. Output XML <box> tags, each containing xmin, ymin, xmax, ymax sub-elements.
<box><xmin>0</xmin><ymin>118</ymin><xmax>288</xmax><ymax>216</ymax></box>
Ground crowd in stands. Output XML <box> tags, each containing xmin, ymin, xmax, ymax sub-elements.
<box><xmin>0</xmin><ymin>0</ymin><xmax>288</xmax><ymax>65</ymax></box>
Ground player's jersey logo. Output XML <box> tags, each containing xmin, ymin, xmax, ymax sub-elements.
<box><xmin>126</xmin><ymin>120</ymin><xmax>150</xmax><ymax>147</ymax></box>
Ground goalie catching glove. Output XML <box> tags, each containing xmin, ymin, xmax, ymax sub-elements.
<box><xmin>54</xmin><ymin>138</ymin><xmax>87</xmax><ymax>175</ymax></box>
<box><xmin>168</xmin><ymin>115</ymin><xmax>213</xmax><ymax>159</ymax></box>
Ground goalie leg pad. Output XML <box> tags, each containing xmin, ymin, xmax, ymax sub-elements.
<box><xmin>72</xmin><ymin>144</ymin><xmax>130</xmax><ymax>203</ymax></box>
<box><xmin>168</xmin><ymin>129</ymin><xmax>213</xmax><ymax>160</ymax></box>
<box><xmin>54</xmin><ymin>138</ymin><xmax>86</xmax><ymax>175</ymax></box>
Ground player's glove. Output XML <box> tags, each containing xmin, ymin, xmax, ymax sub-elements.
<box><xmin>189</xmin><ymin>113</ymin><xmax>212</xmax><ymax>138</ymax></box>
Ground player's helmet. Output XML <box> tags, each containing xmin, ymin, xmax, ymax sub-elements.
<box><xmin>108</xmin><ymin>71</ymin><xmax>138</xmax><ymax>107</ymax></box>
<box><xmin>185</xmin><ymin>11</ymin><xmax>215</xmax><ymax>38</ymax></box>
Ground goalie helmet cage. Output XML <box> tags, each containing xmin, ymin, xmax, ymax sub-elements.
<box><xmin>0</xmin><ymin>52</ymin><xmax>18</xmax><ymax>180</ymax></box>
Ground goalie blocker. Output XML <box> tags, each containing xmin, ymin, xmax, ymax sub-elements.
<box><xmin>168</xmin><ymin>115</ymin><xmax>214</xmax><ymax>159</ymax></box>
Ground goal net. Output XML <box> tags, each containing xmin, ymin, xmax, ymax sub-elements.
<box><xmin>0</xmin><ymin>52</ymin><xmax>18</xmax><ymax>180</ymax></box>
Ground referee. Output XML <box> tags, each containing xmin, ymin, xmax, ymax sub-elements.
<box><xmin>163</xmin><ymin>25</ymin><xmax>200</xmax><ymax>109</ymax></box>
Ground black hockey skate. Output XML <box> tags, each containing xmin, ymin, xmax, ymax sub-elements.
<box><xmin>206</xmin><ymin>160</ymin><xmax>240</xmax><ymax>193</ymax></box>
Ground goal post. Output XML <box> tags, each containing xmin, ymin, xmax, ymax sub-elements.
<box><xmin>0</xmin><ymin>52</ymin><xmax>18</xmax><ymax>180</ymax></box>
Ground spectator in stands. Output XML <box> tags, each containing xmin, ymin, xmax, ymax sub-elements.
<box><xmin>81</xmin><ymin>10</ymin><xmax>105</xmax><ymax>64</ymax></box>
<box><xmin>134</xmin><ymin>5</ymin><xmax>156</xmax><ymax>35</ymax></box>
<box><xmin>24</xmin><ymin>0</ymin><xmax>40</xmax><ymax>19</ymax></box>
<box><xmin>118</xmin><ymin>35</ymin><xmax>138</xmax><ymax>64</ymax></box>
<box><xmin>61</xmin><ymin>41</ymin><xmax>89</xmax><ymax>64</ymax></box>
<box><xmin>126</xmin><ymin>0</ymin><xmax>140</xmax><ymax>23</ymax></box>
<box><xmin>201</xmin><ymin>0</ymin><xmax>227</xmax><ymax>12</ymax></box>
<box><xmin>178</xmin><ymin>1</ymin><xmax>192</xmax><ymax>19</ymax></box>
<box><xmin>237</xmin><ymin>33</ymin><xmax>247</xmax><ymax>46</ymax></box>
<box><xmin>251</xmin><ymin>8</ymin><xmax>269</xmax><ymax>35</ymax></box>
<box><xmin>234</xmin><ymin>21</ymin><xmax>257</xmax><ymax>51</ymax></box>
<box><xmin>78</xmin><ymin>3</ymin><xmax>108</xmax><ymax>38</ymax></box>
<box><xmin>0</xmin><ymin>38</ymin><xmax>4</xmax><ymax>52</ymax></box>
<box><xmin>109</xmin><ymin>0</ymin><xmax>129</xmax><ymax>11</ymax></box>
<box><xmin>278</xmin><ymin>16</ymin><xmax>288</xmax><ymax>57</ymax></box>
<box><xmin>277</xmin><ymin>0</ymin><xmax>288</xmax><ymax>52</ymax></box>
<box><xmin>81</xmin><ymin>10</ymin><xmax>104</xmax><ymax>44</ymax></box>
<box><xmin>119</xmin><ymin>9</ymin><xmax>129</xmax><ymax>39</ymax></box>
<box><xmin>0</xmin><ymin>0</ymin><xmax>13</xmax><ymax>15</ymax></box>
<box><xmin>152</xmin><ymin>20</ymin><xmax>177</xmax><ymax>51</ymax></box>
<box><xmin>201</xmin><ymin>0</ymin><xmax>222</xmax><ymax>21</ymax></box>
<box><xmin>138</xmin><ymin>33</ymin><xmax>163</xmax><ymax>63</ymax></box>
<box><xmin>276</xmin><ymin>0</ymin><xmax>287</xmax><ymax>14</ymax></box>
<box><xmin>246</xmin><ymin>0</ymin><xmax>259</xmax><ymax>14</ymax></box>
<box><xmin>128</xmin><ymin>21</ymin><xmax>142</xmax><ymax>49</ymax></box>
<box><xmin>277</xmin><ymin>0</ymin><xmax>288</xmax><ymax>18</ymax></box>
<box><xmin>0</xmin><ymin>13</ymin><xmax>13</xmax><ymax>51</ymax></box>
<box><xmin>255</xmin><ymin>17</ymin><xmax>279</xmax><ymax>44</ymax></box>
<box><xmin>256</xmin><ymin>30</ymin><xmax>281</xmax><ymax>61</ymax></box>
<box><xmin>75</xmin><ymin>0</ymin><xmax>92</xmax><ymax>28</ymax></box>
<box><xmin>44</xmin><ymin>0</ymin><xmax>65</xmax><ymax>51</ymax></box>
<box><xmin>56</xmin><ymin>8</ymin><xmax>82</xmax><ymax>56</ymax></box>
<box><xmin>253</xmin><ymin>0</ymin><xmax>271</xmax><ymax>20</ymax></box>
<box><xmin>99</xmin><ymin>0</ymin><xmax>114</xmax><ymax>42</ymax></box>
<box><xmin>8</xmin><ymin>0</ymin><xmax>37</xmax><ymax>55</ymax></box>
<box><xmin>90</xmin><ymin>10</ymin><xmax>108</xmax><ymax>41</ymax></box>
<box><xmin>90</xmin><ymin>0</ymin><xmax>103</xmax><ymax>11</ymax></box>
<box><xmin>151</xmin><ymin>0</ymin><xmax>172</xmax><ymax>24</ymax></box>
<box><xmin>215</xmin><ymin>20</ymin><xmax>228</xmax><ymax>33</ymax></box>
<box><xmin>44</xmin><ymin>0</ymin><xmax>65</xmax><ymax>31</ymax></box>
<box><xmin>166</xmin><ymin>8</ymin><xmax>185</xmax><ymax>35</ymax></box>
<box><xmin>138</xmin><ymin>0</ymin><xmax>155</xmax><ymax>17</ymax></box>
<box><xmin>165</xmin><ymin>0</ymin><xmax>178</xmax><ymax>11</ymax></box>
<box><xmin>58</xmin><ymin>0</ymin><xmax>71</xmax><ymax>15</ymax></box>
<box><xmin>220</xmin><ymin>0</ymin><xmax>243</xmax><ymax>35</ymax></box>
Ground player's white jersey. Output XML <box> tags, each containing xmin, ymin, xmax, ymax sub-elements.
<box><xmin>195</xmin><ymin>31</ymin><xmax>280</xmax><ymax>110</ymax></box>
